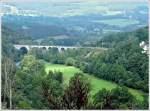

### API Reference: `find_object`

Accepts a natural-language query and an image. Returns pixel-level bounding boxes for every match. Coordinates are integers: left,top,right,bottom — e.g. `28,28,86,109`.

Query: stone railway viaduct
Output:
14,44,107,52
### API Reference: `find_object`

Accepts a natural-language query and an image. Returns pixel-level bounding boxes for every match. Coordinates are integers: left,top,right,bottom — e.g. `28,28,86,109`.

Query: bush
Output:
65,58,75,66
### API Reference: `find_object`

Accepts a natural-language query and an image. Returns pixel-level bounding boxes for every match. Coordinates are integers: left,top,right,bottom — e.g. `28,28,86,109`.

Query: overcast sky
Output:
2,0,148,3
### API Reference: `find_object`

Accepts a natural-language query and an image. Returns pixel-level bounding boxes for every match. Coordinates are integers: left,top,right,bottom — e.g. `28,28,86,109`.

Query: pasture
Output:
45,63,144,101
93,19,139,27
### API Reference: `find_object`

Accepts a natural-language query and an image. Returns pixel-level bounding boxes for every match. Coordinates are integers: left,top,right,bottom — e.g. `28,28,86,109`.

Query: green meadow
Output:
45,63,145,101
93,19,139,27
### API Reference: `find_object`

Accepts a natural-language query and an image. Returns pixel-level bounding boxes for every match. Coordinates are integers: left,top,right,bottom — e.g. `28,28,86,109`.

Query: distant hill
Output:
2,2,148,45
2,7,148,39
2,25,33,45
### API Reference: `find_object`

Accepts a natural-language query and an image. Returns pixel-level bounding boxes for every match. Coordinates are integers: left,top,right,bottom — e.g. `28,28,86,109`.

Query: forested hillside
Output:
89,26,148,48
82,27,148,91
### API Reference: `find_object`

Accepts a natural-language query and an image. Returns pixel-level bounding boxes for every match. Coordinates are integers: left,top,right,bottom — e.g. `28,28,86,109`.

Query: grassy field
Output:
45,63,144,101
93,19,139,27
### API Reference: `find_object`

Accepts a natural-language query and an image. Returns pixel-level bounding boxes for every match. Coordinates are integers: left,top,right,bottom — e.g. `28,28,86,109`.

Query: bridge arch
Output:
61,47,65,51
20,47,28,54
48,47,52,50
42,47,47,50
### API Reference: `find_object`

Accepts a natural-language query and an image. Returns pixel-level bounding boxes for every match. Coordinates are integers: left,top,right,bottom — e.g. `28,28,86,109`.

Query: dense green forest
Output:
83,39,148,92
1,26,149,109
